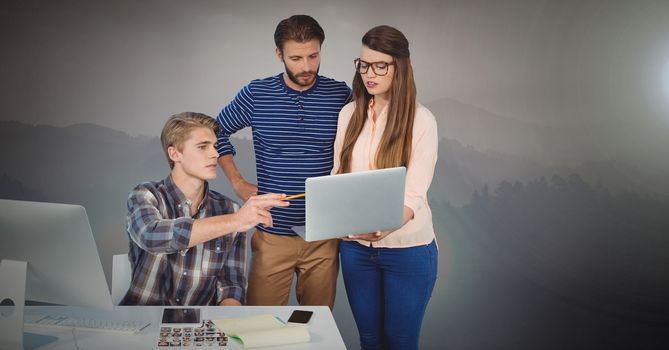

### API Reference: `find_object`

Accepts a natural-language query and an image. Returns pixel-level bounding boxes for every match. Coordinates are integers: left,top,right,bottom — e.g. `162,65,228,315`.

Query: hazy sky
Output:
1,0,668,142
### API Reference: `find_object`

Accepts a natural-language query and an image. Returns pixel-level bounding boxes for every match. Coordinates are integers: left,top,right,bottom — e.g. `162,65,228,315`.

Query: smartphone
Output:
287,310,314,324
161,308,201,324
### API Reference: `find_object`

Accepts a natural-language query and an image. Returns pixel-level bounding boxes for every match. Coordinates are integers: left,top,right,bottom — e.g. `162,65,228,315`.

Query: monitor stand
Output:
0,259,27,350
0,259,58,350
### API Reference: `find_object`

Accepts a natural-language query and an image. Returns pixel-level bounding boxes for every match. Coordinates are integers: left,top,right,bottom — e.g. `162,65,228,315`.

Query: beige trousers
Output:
246,230,339,309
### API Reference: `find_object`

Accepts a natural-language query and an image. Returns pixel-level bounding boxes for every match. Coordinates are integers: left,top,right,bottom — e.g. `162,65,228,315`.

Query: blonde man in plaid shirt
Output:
121,112,288,306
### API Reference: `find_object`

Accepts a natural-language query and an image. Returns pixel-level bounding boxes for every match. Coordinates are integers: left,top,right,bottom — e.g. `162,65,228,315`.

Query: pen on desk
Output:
282,193,305,201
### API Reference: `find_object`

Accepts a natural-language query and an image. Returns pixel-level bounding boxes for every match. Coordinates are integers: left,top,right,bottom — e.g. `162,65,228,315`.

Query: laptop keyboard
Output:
26,315,150,334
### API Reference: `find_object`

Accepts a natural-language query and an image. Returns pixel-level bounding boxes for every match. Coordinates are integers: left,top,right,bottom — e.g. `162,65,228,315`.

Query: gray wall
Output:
1,0,668,349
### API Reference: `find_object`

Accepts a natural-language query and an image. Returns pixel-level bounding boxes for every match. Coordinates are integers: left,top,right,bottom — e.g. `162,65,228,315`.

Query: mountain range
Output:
1,118,666,277
424,97,669,181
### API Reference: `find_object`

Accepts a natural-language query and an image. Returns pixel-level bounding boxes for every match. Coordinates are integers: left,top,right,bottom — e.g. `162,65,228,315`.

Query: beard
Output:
284,63,319,87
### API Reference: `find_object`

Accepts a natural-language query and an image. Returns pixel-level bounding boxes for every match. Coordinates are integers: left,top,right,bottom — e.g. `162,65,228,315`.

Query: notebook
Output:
213,314,309,348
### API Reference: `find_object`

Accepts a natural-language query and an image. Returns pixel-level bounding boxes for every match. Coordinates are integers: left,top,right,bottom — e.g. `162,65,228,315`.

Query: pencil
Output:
282,193,305,201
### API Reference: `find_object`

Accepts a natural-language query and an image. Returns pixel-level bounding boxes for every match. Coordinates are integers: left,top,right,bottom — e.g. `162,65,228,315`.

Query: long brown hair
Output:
337,25,416,174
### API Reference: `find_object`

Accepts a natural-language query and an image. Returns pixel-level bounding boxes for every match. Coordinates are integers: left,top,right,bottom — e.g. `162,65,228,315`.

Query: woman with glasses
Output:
332,25,439,350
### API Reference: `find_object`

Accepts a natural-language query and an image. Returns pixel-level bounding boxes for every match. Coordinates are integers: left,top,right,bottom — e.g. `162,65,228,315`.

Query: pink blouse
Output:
332,101,439,248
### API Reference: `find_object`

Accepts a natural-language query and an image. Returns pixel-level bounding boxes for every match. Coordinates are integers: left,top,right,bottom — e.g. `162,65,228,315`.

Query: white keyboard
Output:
26,315,150,334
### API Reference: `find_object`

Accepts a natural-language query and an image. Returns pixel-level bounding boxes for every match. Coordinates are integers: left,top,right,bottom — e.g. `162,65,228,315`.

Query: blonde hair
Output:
160,112,220,169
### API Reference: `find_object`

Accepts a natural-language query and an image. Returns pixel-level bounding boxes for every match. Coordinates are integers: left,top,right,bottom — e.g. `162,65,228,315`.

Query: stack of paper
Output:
212,314,310,348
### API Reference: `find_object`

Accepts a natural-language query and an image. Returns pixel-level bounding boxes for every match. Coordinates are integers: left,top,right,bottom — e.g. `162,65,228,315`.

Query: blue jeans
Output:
340,239,438,350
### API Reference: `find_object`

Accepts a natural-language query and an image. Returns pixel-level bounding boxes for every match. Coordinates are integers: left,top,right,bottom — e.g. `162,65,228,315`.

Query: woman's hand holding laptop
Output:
344,230,391,242
344,205,414,241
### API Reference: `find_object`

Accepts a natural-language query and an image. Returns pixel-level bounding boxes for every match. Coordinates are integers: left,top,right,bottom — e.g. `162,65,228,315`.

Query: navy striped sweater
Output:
216,73,352,235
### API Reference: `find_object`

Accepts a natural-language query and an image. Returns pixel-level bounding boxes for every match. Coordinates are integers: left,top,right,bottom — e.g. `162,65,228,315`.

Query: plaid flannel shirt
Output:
121,175,246,305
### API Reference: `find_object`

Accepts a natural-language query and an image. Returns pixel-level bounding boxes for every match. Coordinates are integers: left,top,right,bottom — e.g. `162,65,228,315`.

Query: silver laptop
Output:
301,167,406,242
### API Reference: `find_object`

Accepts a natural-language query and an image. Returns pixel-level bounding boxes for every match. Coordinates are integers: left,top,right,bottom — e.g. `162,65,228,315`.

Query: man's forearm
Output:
218,154,258,202
188,213,242,247
187,193,287,248
218,154,244,184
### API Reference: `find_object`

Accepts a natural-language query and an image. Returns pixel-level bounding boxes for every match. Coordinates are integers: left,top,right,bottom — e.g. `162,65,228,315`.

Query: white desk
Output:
22,305,346,350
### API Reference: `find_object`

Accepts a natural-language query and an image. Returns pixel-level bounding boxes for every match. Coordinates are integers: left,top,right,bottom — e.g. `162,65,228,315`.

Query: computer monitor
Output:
0,199,113,348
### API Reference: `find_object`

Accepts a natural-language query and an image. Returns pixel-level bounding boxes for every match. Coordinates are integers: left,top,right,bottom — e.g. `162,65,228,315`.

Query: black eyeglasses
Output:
354,58,395,76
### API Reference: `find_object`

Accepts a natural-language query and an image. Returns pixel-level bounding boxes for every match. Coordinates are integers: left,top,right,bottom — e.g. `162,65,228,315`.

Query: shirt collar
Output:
368,97,389,123
278,73,320,95
164,174,210,217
